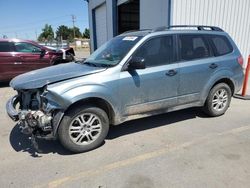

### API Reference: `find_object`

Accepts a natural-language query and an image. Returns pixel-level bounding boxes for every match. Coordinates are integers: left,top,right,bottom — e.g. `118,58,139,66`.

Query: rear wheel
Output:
203,83,232,117
58,106,109,153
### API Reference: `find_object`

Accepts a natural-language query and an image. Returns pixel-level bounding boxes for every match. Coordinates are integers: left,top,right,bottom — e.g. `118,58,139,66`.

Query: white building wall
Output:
172,0,250,67
95,3,108,47
88,0,115,51
140,0,170,29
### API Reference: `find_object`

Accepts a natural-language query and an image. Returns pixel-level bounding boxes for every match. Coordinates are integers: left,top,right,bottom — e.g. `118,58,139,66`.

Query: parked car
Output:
0,39,75,81
6,25,244,153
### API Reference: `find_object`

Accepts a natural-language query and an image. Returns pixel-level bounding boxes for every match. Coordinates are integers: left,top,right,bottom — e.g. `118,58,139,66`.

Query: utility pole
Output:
35,30,38,41
71,14,76,49
71,15,76,39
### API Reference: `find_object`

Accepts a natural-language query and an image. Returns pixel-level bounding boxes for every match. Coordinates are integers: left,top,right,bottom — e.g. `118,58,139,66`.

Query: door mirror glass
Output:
128,57,146,70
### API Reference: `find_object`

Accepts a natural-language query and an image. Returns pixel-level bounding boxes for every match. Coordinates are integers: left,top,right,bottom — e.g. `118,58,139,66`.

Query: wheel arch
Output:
64,97,116,125
201,75,236,104
211,78,235,95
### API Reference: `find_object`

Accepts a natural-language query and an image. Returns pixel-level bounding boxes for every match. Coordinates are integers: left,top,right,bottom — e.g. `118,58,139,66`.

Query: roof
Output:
120,30,152,37
0,38,44,48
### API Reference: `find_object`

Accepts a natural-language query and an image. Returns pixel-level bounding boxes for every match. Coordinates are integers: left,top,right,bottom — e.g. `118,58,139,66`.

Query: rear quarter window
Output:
209,35,233,56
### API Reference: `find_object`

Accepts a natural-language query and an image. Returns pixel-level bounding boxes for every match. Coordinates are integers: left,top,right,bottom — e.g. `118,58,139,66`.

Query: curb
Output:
233,94,250,100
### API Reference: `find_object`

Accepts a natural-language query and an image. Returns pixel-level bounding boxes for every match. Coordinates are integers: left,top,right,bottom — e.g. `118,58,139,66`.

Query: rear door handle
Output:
14,62,23,65
209,63,218,69
166,69,177,76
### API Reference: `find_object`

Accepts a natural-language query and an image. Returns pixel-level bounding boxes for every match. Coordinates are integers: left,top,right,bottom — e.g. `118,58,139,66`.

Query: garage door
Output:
95,3,108,48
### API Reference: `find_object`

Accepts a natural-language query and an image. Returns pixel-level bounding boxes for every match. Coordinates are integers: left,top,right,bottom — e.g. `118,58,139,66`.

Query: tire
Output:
52,59,61,65
203,83,232,117
67,53,75,61
58,105,109,153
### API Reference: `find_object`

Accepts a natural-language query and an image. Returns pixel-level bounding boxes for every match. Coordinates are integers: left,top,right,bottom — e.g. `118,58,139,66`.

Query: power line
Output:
0,15,71,30
1,19,71,33
1,18,89,33
1,19,89,39
1,20,74,34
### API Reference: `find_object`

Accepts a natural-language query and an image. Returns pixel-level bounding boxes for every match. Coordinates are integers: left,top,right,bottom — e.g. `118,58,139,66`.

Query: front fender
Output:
62,84,118,108
46,84,122,132
47,84,119,110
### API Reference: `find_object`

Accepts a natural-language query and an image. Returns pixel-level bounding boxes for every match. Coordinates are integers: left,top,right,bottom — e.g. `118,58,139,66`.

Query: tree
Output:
83,28,90,39
38,24,54,42
56,26,82,42
56,25,70,41
71,27,82,38
68,27,82,41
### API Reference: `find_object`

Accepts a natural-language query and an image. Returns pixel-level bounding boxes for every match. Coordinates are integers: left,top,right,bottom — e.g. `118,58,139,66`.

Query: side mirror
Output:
128,57,146,70
40,49,46,57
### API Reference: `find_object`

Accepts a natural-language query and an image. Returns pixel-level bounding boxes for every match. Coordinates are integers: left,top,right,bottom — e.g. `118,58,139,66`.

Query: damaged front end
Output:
6,87,64,149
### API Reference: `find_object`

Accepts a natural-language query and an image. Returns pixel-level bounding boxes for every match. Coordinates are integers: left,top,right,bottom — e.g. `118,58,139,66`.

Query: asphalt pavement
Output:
0,57,250,187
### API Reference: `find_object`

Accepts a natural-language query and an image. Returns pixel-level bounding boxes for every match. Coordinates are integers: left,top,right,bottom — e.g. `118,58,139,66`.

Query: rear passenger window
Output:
0,42,13,52
209,35,233,56
178,35,210,61
133,36,175,67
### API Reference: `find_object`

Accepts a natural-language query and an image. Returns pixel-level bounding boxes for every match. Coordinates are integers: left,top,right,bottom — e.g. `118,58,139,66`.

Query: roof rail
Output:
122,29,151,34
153,25,224,32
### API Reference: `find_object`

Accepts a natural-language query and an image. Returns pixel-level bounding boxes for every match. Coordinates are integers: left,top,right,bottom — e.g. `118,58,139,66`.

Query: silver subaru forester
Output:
6,25,244,153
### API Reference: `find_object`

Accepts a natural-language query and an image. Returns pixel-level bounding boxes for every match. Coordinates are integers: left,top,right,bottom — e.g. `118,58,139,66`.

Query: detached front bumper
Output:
6,95,19,121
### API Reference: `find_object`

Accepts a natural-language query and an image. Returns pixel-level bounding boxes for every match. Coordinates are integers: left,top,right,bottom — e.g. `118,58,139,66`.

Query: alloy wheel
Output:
212,89,228,111
69,113,102,145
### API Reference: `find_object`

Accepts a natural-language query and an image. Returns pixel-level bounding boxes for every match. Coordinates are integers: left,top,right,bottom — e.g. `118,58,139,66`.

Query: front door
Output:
13,42,50,73
119,35,179,116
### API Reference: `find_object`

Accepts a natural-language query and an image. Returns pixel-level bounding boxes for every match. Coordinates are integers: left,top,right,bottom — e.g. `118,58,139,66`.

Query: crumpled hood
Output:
10,62,106,90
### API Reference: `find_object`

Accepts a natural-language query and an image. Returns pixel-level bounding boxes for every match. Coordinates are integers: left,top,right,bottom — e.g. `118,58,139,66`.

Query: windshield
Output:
85,35,142,67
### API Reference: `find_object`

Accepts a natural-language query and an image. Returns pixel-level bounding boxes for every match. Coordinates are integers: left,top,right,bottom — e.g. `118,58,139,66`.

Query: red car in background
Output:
0,39,75,81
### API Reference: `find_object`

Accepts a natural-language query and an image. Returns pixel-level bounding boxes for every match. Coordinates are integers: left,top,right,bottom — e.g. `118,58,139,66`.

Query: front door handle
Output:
14,62,23,65
209,63,218,69
166,69,177,76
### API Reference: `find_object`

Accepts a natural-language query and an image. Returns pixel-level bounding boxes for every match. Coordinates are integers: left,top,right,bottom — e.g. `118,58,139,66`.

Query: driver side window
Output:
133,35,175,67
14,42,41,53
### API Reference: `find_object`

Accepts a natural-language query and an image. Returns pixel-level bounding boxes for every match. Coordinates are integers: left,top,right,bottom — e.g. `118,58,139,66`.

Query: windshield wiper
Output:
75,60,85,64
83,62,98,67
98,64,114,67
84,61,114,68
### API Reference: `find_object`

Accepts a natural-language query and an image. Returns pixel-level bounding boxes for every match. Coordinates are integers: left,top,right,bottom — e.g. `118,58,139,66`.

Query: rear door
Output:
177,34,216,104
0,41,18,81
13,42,50,73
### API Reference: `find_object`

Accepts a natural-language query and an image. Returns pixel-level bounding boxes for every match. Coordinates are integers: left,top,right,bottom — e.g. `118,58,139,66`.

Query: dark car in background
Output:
0,39,75,81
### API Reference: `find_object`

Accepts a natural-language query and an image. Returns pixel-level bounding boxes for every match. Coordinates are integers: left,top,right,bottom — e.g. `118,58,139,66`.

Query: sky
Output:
0,0,89,40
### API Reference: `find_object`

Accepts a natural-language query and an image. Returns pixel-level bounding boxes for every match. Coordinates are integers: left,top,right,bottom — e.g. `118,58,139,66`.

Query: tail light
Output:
237,56,244,67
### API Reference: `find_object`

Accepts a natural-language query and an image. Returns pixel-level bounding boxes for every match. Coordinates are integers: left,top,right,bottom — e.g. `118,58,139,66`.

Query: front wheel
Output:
58,106,109,153
203,83,232,117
